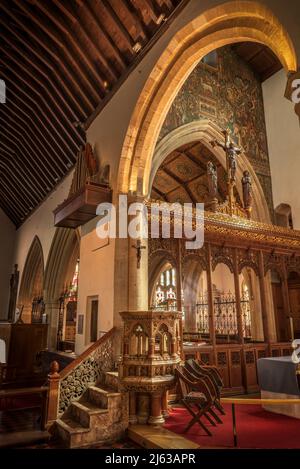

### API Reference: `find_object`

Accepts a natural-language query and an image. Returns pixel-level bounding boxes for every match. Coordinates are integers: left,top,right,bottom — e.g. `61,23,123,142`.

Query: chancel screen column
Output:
207,244,216,362
233,249,244,344
258,250,271,343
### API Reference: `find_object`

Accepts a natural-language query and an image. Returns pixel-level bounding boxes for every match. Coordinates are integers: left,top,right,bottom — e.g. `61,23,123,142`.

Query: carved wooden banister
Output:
48,328,116,419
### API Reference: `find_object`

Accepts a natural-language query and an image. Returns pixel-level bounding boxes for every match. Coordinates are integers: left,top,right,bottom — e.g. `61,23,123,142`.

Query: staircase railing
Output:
47,327,116,424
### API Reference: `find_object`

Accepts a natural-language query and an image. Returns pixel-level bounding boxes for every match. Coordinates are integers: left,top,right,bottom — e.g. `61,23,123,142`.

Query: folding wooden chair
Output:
186,359,225,415
175,366,213,436
182,365,223,425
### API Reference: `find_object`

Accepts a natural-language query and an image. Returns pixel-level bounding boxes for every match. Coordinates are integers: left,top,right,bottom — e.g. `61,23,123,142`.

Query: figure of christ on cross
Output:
210,129,242,184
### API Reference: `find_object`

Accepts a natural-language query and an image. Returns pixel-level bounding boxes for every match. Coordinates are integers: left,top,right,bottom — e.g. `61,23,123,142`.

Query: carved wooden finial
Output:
49,360,60,377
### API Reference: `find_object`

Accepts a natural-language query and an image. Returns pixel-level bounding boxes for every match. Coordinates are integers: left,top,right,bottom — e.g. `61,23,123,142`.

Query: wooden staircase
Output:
56,373,128,448
46,328,129,448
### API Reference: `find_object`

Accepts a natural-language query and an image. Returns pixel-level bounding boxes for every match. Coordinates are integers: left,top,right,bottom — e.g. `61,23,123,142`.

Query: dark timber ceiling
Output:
232,42,282,82
151,141,241,206
0,0,185,226
0,1,282,227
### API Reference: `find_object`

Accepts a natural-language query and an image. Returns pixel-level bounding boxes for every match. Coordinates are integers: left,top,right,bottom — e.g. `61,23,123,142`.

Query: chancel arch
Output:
117,1,297,197
17,236,44,324
44,227,80,350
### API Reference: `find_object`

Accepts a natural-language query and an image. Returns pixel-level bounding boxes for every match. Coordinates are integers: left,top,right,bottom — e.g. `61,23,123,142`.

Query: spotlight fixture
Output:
132,42,142,53
156,13,166,25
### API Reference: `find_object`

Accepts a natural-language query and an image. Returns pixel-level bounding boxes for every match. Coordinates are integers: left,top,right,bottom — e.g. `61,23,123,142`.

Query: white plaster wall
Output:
75,217,115,354
13,172,73,278
0,208,16,319
263,69,300,229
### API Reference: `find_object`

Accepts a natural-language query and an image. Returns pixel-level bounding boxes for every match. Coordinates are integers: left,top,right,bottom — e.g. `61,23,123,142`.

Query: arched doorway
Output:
44,228,80,350
18,236,44,324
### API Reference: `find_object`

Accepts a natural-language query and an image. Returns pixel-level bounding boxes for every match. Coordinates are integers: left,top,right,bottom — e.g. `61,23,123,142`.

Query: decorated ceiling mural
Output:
158,46,274,219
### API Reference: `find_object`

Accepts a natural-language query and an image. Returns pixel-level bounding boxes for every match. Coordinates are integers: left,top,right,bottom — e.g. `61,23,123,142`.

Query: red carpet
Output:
164,404,300,448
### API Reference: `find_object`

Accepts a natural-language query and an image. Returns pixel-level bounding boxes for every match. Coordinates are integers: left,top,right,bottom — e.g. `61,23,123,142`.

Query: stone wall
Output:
159,46,274,219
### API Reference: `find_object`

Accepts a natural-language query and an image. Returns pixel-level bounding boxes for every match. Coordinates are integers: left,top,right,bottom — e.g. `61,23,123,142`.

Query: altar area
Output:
258,356,300,418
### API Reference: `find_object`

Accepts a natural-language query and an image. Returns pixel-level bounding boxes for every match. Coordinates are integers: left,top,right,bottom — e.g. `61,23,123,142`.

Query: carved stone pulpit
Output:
119,310,182,425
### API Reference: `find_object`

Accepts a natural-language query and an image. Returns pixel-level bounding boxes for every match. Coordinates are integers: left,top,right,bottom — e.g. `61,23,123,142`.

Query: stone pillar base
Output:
148,414,165,425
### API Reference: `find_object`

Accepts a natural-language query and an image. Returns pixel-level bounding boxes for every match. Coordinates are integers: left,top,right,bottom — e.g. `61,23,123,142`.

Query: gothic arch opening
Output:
117,1,297,196
18,236,44,324
150,123,270,222
44,228,80,350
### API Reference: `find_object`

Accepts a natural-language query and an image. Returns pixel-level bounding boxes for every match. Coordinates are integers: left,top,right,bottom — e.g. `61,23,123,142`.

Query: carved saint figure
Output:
211,130,242,183
207,161,218,199
7,264,19,322
241,170,253,209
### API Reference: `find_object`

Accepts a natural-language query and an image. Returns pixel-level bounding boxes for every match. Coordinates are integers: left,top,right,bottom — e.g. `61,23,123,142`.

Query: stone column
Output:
258,250,271,343
206,243,216,362
233,249,244,344
46,300,60,350
176,239,183,311
128,196,149,311
137,393,150,424
129,391,138,425
148,392,164,425
161,390,169,418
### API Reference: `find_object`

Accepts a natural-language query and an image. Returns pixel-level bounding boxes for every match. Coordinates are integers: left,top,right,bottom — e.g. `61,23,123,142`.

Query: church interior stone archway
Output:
117,1,297,197
17,236,44,324
44,228,80,350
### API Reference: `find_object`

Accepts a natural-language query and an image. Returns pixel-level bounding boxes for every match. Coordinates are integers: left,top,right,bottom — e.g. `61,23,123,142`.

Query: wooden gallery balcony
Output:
53,182,112,229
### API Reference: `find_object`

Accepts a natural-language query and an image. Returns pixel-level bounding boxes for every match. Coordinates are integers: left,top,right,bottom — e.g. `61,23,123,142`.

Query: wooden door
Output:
90,299,98,342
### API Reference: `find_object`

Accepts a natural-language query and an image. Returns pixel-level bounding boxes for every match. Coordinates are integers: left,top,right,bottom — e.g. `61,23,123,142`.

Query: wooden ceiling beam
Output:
0,105,65,179
0,161,40,209
51,0,120,83
123,0,149,41
0,114,57,187
161,166,196,204
0,30,84,124
1,1,95,112
0,16,88,119
101,0,135,49
3,98,70,179
0,132,49,197
0,56,84,152
0,154,45,205
2,70,78,163
14,0,103,103
84,1,128,70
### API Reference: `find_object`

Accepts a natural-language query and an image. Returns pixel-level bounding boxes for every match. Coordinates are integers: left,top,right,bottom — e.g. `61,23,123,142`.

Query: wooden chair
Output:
186,359,225,415
175,366,213,435
182,365,223,424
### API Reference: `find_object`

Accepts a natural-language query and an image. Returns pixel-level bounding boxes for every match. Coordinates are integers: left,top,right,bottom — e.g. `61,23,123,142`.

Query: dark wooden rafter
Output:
0,0,186,226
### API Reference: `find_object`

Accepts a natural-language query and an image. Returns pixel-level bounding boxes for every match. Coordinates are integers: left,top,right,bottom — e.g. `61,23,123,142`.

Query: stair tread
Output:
58,417,90,433
74,399,108,413
89,384,120,396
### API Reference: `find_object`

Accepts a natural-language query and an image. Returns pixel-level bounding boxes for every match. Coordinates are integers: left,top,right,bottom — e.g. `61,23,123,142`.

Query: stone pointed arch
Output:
117,1,297,196
44,227,80,348
150,120,271,222
18,235,44,323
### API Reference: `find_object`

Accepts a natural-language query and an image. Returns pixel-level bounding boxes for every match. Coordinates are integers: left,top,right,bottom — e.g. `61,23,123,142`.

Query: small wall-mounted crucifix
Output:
132,239,146,269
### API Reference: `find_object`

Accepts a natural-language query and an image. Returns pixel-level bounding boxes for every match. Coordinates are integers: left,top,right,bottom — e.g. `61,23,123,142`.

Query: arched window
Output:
154,266,177,310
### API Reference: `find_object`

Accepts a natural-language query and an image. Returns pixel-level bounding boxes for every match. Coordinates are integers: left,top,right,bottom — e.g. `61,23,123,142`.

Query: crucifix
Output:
132,239,146,269
210,129,242,216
